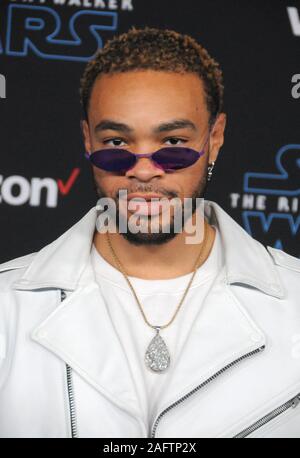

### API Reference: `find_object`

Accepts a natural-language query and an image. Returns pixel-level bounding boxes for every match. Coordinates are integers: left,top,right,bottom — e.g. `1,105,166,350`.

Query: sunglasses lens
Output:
89,149,135,172
153,148,200,170
88,147,203,172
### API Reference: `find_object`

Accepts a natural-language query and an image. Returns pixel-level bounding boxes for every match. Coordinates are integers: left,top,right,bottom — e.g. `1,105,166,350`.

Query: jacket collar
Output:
10,200,285,298
204,202,285,299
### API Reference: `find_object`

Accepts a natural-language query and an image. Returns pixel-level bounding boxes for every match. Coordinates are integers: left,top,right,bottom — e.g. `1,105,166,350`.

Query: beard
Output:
93,169,209,246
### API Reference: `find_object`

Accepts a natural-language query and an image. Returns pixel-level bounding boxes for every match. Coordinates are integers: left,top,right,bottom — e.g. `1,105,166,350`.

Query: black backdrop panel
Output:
0,0,299,262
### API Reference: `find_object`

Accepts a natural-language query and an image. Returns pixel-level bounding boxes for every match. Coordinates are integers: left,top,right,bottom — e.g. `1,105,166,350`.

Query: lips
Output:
119,193,170,216
126,193,165,201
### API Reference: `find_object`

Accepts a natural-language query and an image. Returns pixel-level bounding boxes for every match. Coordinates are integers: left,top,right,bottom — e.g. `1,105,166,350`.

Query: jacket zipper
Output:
66,363,78,438
150,345,265,438
61,290,78,438
234,393,300,438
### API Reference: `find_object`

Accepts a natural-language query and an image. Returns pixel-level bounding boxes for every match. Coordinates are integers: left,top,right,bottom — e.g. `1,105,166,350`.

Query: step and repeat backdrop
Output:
0,0,299,262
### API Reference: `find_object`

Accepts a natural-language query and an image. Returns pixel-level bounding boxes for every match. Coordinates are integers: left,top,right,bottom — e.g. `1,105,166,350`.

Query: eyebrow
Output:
153,119,197,133
94,118,197,134
95,120,133,134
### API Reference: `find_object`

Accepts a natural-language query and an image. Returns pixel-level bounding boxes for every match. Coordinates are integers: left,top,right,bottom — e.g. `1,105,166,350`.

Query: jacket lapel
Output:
149,268,266,425
31,279,144,426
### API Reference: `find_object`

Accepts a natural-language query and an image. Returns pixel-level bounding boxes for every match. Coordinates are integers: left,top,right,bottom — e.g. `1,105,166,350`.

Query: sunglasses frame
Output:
85,131,211,173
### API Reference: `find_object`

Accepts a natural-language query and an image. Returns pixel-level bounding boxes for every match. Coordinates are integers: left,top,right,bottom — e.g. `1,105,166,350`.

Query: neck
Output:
93,216,216,280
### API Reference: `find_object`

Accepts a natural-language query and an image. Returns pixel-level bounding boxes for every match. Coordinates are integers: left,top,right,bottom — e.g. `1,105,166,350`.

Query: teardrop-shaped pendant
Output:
145,327,170,373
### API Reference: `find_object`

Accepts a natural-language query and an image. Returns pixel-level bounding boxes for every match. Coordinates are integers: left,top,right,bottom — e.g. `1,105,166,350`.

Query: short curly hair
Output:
80,26,224,125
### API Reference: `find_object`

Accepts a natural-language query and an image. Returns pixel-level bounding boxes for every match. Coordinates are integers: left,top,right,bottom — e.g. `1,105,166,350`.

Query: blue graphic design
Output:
5,5,118,62
25,18,44,31
242,144,300,255
0,9,3,54
244,144,300,196
243,212,300,236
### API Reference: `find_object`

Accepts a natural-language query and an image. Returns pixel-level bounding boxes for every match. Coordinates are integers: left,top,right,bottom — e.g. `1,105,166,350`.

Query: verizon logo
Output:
0,168,80,207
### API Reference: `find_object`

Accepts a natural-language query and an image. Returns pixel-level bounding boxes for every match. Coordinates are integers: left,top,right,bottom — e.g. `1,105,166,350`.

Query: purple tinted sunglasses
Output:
85,134,210,173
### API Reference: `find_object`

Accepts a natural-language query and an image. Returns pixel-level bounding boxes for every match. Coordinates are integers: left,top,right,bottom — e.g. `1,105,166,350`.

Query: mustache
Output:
115,186,178,199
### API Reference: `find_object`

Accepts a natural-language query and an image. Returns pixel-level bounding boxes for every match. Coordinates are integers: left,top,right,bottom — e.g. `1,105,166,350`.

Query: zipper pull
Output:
291,395,300,408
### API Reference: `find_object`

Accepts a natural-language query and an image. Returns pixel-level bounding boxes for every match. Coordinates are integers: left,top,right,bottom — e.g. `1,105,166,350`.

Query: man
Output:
0,27,300,439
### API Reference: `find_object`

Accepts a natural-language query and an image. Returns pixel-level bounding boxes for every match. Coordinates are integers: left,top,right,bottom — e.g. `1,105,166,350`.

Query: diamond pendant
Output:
145,327,170,373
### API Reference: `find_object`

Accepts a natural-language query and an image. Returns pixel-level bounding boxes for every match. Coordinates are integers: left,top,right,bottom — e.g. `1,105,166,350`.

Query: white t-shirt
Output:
90,225,224,432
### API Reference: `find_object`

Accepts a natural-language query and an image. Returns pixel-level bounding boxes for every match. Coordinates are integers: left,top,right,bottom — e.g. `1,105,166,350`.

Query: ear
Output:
208,112,227,163
81,119,92,154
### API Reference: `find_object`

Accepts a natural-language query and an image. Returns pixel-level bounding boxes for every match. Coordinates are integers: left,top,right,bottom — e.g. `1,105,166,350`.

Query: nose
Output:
125,155,165,181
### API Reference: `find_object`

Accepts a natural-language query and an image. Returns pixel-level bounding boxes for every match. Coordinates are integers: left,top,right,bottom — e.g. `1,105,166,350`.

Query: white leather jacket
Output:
0,200,300,438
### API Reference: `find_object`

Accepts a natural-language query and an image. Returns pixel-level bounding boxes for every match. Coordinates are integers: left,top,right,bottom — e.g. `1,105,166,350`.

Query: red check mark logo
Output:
57,168,80,196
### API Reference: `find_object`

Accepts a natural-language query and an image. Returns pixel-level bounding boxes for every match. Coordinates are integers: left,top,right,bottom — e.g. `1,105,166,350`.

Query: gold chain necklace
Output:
105,221,210,373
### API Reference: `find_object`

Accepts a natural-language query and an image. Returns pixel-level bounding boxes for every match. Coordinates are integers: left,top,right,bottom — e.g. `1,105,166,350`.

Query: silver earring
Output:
207,161,215,182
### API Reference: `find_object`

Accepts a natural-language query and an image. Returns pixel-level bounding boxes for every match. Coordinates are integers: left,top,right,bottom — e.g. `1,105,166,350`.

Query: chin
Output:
121,229,178,246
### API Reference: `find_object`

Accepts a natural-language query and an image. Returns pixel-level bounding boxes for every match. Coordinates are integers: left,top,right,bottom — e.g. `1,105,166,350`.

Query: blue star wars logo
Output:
0,4,118,61
230,144,300,256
